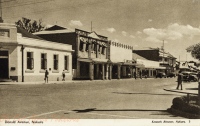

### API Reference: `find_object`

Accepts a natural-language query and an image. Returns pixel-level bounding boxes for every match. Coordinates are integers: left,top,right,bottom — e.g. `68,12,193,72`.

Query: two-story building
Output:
0,23,73,82
133,48,176,74
34,25,109,80
108,41,134,79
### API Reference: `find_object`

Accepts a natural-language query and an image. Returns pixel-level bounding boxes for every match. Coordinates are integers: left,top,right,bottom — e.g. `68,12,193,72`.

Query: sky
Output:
3,0,200,62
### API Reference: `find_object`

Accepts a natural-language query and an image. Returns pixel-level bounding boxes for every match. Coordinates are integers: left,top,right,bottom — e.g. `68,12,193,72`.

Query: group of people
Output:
44,69,66,83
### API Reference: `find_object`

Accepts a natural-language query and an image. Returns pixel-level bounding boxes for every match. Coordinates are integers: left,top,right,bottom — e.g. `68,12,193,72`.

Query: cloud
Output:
69,20,83,27
148,19,152,22
112,38,119,42
122,31,127,36
136,31,142,34
130,35,135,39
142,23,200,43
106,28,116,33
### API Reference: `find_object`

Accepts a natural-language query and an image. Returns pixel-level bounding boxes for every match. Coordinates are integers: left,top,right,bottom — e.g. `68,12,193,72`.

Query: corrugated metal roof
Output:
17,27,44,40
132,53,147,60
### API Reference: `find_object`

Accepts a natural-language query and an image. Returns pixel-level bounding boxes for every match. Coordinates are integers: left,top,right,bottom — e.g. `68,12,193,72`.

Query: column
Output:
77,61,80,78
106,64,109,80
118,65,121,79
96,64,99,79
102,64,105,80
96,44,99,58
89,62,94,80
109,64,112,80
88,39,91,58
130,67,133,78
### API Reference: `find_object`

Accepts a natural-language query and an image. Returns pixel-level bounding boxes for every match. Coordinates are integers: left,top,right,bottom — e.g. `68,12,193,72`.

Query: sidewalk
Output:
0,79,115,85
164,81,198,95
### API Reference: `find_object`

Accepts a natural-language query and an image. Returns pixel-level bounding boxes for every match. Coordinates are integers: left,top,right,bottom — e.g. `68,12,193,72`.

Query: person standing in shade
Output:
44,69,49,83
176,71,183,90
62,70,65,81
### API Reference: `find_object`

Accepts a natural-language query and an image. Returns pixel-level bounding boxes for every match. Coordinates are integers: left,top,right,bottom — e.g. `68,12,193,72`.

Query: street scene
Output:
1,0,200,125
0,77,196,119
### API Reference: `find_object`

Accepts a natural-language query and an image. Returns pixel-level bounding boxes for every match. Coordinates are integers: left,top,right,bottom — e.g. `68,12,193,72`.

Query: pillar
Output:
88,39,91,58
77,61,80,78
130,67,133,78
106,64,109,80
89,62,94,80
109,64,112,80
102,64,105,80
96,44,99,58
118,65,121,79
96,64,99,79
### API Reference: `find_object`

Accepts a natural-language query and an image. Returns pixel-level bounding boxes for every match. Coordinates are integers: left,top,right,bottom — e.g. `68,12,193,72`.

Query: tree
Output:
15,17,45,33
186,44,200,105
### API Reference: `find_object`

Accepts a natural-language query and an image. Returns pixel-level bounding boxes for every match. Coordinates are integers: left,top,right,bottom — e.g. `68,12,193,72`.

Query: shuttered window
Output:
53,54,59,70
27,52,34,69
64,55,69,70
41,53,47,70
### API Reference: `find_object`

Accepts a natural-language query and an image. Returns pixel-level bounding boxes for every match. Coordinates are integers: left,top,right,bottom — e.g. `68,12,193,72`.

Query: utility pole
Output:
162,40,164,64
0,0,3,23
91,21,93,32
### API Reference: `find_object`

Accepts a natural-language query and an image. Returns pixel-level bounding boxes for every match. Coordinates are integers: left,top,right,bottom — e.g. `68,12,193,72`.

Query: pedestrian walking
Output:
62,70,65,81
44,69,49,83
176,71,183,90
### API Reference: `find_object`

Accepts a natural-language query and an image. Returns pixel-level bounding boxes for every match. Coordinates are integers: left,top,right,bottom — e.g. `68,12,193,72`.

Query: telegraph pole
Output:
0,0,3,23
162,40,164,64
91,21,93,32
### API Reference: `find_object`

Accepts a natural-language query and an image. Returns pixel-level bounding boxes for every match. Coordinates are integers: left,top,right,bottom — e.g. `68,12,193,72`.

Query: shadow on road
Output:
72,108,168,113
112,92,181,96
185,88,198,90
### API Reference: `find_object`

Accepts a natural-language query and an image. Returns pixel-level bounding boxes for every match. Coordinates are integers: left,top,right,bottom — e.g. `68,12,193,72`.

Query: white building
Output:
0,23,73,82
108,41,134,79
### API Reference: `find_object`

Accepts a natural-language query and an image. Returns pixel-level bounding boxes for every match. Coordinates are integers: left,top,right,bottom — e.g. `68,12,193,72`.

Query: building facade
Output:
108,41,134,79
0,23,73,82
34,26,109,80
133,48,176,75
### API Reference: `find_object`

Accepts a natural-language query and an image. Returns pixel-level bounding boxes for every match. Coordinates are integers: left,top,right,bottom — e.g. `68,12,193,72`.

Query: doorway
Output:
0,51,9,79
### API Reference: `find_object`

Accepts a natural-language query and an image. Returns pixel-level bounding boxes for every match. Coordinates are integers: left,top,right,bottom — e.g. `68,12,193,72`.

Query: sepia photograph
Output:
0,0,200,125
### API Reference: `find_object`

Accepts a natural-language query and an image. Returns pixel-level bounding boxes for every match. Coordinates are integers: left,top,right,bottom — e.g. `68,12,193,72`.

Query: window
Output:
41,53,47,70
98,45,101,53
27,52,34,69
93,43,97,53
79,42,84,51
64,55,69,70
53,54,59,70
85,43,89,51
102,47,106,55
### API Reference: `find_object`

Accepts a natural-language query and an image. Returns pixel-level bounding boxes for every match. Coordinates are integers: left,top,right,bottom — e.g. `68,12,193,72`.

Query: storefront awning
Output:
78,58,92,62
135,63,145,68
92,58,108,63
121,62,136,66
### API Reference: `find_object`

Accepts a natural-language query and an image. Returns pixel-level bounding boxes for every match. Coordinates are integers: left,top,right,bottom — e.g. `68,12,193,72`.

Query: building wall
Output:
37,33,77,69
110,43,132,62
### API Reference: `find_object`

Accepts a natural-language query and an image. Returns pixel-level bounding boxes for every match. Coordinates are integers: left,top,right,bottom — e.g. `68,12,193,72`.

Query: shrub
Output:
171,96,200,115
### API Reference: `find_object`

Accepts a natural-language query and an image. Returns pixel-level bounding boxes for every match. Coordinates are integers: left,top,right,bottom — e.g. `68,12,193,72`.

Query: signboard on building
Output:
0,29,9,37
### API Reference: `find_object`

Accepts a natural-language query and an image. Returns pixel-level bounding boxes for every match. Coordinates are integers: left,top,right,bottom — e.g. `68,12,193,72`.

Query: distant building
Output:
133,48,176,74
132,53,165,78
0,23,73,82
34,26,109,80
